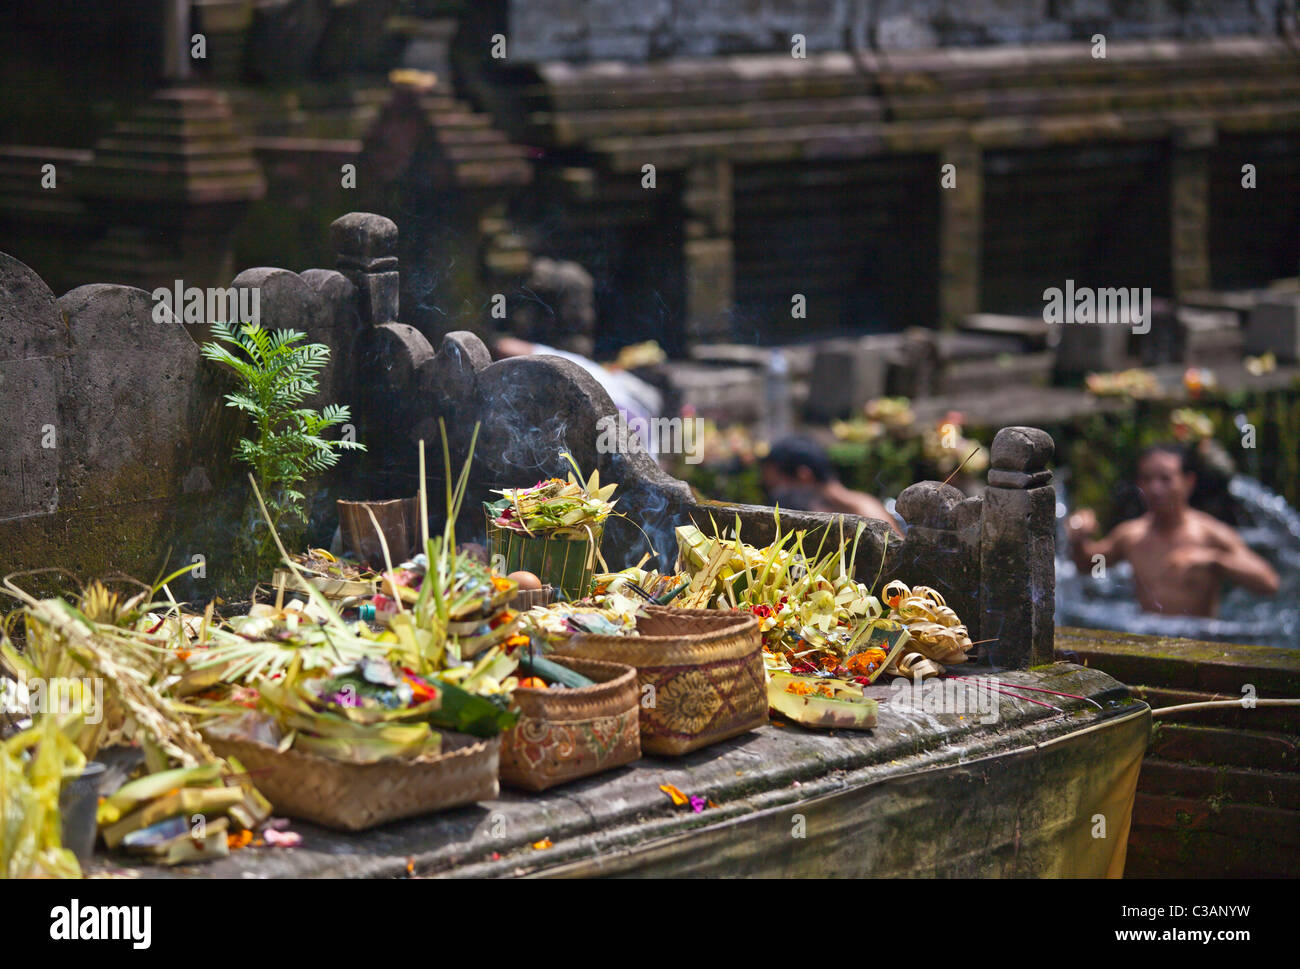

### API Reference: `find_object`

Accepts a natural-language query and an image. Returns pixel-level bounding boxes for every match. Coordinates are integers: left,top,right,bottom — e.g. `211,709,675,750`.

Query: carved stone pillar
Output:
683,159,734,345
1171,125,1214,298
939,140,982,330
979,426,1057,669
331,212,399,326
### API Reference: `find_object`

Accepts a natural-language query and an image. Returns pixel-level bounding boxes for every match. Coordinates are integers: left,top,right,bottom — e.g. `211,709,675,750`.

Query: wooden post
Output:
163,0,192,81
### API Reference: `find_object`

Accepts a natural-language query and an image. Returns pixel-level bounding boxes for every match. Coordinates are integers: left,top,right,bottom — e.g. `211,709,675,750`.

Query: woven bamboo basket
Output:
207,732,500,832
556,607,767,756
271,570,377,599
485,515,603,600
500,656,641,791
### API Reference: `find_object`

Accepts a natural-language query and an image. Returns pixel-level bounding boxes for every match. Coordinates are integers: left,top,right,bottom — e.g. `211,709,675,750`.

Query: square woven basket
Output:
207,731,500,832
500,656,641,791
556,607,767,756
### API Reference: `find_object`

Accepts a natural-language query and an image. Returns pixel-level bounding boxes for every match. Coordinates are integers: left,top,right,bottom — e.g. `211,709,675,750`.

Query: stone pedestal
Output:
804,338,890,422
70,88,265,292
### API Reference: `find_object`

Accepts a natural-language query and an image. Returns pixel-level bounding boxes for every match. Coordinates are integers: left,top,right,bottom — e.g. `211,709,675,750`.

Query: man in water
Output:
760,436,904,536
1067,444,1278,617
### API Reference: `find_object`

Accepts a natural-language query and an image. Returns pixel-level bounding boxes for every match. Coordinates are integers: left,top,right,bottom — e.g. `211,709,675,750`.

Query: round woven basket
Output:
510,656,637,721
556,607,767,756
207,731,500,832
501,656,641,791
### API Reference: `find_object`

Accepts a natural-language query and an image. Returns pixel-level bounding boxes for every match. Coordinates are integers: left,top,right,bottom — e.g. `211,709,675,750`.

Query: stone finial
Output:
991,426,1054,472
331,213,398,271
331,213,399,325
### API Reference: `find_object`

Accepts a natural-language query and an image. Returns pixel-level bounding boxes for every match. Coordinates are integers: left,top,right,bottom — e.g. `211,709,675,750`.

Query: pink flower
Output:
263,829,302,848
690,796,707,813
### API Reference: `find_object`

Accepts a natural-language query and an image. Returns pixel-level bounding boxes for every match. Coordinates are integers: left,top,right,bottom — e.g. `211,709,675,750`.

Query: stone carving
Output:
980,426,1057,669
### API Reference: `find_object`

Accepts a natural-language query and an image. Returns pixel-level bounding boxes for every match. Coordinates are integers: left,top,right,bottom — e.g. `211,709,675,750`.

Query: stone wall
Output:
505,0,1289,63
0,211,1056,666
0,252,362,601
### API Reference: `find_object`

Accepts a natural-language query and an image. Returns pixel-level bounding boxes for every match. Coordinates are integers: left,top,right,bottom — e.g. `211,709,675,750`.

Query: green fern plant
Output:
200,322,365,556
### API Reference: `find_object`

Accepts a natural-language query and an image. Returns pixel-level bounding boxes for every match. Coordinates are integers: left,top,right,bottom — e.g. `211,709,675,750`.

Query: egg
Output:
508,570,542,590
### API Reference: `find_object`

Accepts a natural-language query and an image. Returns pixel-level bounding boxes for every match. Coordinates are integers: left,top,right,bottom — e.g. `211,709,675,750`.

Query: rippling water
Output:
1054,475,1300,646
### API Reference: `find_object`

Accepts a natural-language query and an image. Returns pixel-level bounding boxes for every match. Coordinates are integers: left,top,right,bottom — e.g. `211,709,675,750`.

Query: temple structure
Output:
2,1,1297,353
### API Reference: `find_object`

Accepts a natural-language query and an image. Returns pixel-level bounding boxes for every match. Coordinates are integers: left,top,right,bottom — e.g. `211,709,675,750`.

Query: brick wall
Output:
1056,628,1300,878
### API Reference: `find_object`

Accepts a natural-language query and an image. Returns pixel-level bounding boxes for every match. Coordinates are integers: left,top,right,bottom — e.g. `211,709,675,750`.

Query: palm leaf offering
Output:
670,519,957,694
1,573,225,766
1,714,85,878
518,600,644,641
205,657,447,765
182,598,394,687
880,581,973,668
673,521,894,675
96,762,266,864
485,455,618,535
768,672,878,730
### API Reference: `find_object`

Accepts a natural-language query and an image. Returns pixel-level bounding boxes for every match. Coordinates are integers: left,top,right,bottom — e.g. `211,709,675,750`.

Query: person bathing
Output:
1067,444,1278,617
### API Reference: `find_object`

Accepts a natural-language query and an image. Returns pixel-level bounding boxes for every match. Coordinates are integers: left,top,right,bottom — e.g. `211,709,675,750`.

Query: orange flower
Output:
659,783,689,806
532,838,553,850
846,649,888,676
227,829,254,851
784,680,814,696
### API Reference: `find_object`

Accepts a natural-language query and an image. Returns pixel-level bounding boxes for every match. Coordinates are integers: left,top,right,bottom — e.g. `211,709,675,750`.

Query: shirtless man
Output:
1067,445,1279,617
760,436,905,537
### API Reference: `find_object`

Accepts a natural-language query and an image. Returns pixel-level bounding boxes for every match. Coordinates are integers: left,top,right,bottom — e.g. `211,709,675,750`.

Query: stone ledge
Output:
1056,626,1300,695
94,663,1137,879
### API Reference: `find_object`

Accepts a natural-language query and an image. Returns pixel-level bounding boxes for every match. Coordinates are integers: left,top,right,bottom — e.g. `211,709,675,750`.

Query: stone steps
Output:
1138,758,1300,810
1149,723,1298,772
1126,821,1299,877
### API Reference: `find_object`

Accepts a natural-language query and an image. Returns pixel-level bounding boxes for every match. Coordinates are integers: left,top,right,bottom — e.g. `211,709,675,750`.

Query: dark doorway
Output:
981,142,1173,314
1210,132,1300,289
731,155,940,344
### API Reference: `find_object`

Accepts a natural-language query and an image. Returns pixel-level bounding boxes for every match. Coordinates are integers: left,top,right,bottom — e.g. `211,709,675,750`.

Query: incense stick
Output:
948,674,1095,710
942,446,982,487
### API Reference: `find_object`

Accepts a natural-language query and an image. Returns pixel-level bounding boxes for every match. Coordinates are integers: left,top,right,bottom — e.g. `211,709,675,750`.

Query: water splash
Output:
1055,475,1300,647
